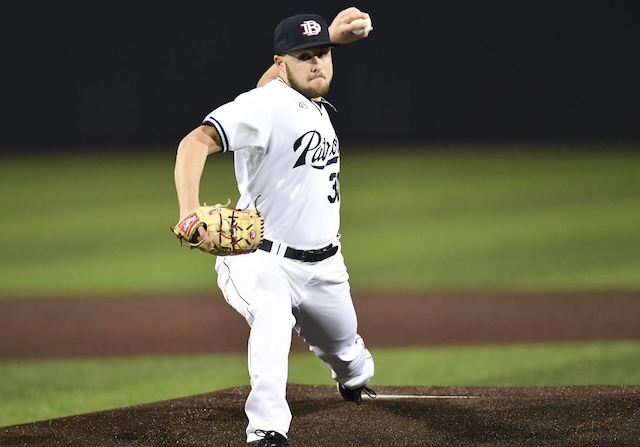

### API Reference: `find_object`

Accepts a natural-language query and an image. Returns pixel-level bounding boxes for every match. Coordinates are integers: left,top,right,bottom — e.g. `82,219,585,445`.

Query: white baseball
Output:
351,16,373,36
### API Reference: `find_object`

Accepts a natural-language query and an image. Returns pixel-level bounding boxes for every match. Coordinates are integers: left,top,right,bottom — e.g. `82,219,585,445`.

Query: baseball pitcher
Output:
174,8,375,446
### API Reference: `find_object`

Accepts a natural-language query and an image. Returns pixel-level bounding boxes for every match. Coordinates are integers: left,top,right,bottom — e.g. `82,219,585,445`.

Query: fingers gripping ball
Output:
173,204,264,256
351,16,373,36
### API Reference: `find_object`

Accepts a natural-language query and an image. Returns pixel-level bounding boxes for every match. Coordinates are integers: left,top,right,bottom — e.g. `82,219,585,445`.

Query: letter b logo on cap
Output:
300,20,321,36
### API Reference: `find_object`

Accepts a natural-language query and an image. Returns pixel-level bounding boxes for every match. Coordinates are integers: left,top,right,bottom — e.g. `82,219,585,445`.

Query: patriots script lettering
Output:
292,130,339,169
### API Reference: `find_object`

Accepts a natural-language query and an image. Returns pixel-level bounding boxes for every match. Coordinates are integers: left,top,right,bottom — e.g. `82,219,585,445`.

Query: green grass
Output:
0,152,233,297
2,341,639,427
1,147,639,297
341,148,640,291
2,148,638,430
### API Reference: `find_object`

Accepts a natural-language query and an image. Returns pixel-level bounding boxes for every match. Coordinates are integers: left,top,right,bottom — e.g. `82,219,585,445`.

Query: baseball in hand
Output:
351,16,373,36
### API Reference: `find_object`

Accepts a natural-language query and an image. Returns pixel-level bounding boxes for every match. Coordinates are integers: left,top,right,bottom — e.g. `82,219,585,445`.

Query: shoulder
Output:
229,82,281,113
236,79,282,101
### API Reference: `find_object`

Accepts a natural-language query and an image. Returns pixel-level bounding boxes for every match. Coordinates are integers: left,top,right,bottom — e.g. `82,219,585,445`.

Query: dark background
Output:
2,1,639,150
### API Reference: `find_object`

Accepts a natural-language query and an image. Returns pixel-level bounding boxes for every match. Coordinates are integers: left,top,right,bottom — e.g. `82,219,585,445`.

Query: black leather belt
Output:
259,239,338,263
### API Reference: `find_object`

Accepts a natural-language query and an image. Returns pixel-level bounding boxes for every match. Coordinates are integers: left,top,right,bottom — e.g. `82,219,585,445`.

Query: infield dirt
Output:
1,291,639,359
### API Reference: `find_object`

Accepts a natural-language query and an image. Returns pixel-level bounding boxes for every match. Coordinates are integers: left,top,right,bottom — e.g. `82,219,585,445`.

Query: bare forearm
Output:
174,126,221,219
175,140,208,218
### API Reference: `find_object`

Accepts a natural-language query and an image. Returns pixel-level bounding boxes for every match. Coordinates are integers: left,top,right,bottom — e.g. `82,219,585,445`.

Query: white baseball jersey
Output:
203,78,340,249
204,77,374,442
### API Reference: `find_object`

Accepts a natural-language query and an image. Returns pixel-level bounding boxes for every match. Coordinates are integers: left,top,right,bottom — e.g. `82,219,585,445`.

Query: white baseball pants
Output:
215,245,374,443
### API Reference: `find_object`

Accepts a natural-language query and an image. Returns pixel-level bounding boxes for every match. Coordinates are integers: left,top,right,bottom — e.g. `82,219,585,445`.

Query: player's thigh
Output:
216,252,291,324
296,278,358,353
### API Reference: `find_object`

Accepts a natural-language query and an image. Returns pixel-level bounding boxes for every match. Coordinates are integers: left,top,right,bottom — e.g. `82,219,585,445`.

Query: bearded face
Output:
278,46,333,98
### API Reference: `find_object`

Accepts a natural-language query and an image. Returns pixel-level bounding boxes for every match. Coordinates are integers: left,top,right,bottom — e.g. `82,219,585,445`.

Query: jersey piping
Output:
202,117,230,153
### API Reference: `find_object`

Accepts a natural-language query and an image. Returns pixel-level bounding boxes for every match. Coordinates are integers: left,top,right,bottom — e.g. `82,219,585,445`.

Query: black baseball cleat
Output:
252,430,289,447
337,383,377,405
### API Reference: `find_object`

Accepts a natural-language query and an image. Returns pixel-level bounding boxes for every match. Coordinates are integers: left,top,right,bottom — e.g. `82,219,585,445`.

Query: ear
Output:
274,55,288,81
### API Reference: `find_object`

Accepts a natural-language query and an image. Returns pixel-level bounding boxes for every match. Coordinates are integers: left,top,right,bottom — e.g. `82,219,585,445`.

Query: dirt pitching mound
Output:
2,385,639,447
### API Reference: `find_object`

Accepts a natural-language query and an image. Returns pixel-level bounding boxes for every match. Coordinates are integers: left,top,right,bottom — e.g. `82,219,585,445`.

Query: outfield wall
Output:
2,1,639,149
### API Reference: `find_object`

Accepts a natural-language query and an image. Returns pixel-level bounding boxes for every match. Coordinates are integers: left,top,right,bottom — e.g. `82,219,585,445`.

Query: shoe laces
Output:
356,385,377,404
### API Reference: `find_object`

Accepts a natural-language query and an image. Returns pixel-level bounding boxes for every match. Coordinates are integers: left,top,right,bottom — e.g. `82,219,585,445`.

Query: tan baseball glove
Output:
173,203,264,256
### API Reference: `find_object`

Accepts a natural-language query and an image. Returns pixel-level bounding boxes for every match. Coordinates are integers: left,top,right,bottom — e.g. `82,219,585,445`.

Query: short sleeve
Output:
202,90,273,153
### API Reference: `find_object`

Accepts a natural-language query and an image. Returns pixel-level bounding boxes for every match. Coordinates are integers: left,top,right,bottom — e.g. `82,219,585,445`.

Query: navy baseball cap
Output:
274,14,335,54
